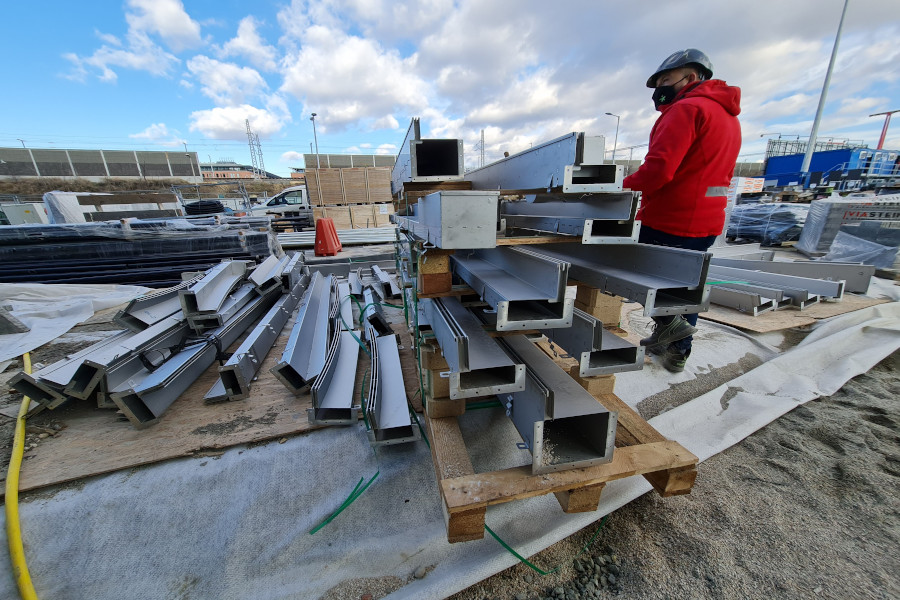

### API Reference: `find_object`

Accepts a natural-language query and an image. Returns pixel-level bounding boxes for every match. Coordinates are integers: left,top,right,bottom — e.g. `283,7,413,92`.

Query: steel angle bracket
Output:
114,274,202,331
531,243,711,317
541,309,645,377
308,328,361,425
179,259,251,315
215,277,309,402
499,335,618,475
112,290,278,429
270,272,333,394
366,333,420,445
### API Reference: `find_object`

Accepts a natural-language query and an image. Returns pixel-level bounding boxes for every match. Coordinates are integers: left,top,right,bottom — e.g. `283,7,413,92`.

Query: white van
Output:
251,186,310,215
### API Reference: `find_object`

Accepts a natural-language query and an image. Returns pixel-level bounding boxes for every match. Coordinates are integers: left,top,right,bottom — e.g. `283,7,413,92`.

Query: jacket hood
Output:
669,79,742,116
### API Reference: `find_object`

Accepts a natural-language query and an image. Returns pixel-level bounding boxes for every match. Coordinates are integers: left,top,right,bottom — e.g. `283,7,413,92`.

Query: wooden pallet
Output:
423,392,698,543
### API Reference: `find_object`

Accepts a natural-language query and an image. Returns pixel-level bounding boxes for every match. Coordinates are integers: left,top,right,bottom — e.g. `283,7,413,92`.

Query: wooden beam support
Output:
555,482,606,513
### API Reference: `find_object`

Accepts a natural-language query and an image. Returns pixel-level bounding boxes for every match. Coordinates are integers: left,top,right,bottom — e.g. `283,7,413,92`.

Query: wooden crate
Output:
341,168,369,204
313,206,352,230
424,391,698,542
350,204,376,229
373,203,394,227
313,168,344,206
366,168,393,204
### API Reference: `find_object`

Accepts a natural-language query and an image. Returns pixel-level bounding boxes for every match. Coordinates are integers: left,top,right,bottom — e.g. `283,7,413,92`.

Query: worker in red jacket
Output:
623,49,742,372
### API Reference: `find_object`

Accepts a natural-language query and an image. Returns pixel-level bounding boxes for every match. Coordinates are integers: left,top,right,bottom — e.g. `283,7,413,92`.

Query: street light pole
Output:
17,139,25,148
605,113,620,163
310,113,321,169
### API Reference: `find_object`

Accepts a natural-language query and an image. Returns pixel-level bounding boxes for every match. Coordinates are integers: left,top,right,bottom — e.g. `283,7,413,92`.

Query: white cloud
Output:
63,0,201,82
220,16,278,72
278,8,431,131
186,56,268,106
281,151,304,162
371,115,400,130
189,103,288,139
125,0,202,52
129,123,185,147
375,143,397,155
344,146,361,152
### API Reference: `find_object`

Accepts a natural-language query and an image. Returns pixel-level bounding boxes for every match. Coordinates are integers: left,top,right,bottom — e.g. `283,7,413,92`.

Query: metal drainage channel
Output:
365,322,419,446
421,296,525,400
179,260,251,315
206,274,310,403
501,191,640,244
498,335,618,475
541,308,645,377
451,246,575,331
113,274,202,331
709,257,874,294
111,288,280,429
270,272,333,394
395,190,500,250
529,242,712,317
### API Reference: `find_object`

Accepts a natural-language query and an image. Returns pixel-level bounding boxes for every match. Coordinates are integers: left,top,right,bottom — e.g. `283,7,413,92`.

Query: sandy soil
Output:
447,351,899,600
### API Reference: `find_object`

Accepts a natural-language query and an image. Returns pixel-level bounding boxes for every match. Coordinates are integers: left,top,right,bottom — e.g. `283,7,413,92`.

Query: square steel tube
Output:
530,243,711,317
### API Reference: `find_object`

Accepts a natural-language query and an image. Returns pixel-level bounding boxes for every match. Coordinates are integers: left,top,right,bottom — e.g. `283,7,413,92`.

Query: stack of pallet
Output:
306,166,395,229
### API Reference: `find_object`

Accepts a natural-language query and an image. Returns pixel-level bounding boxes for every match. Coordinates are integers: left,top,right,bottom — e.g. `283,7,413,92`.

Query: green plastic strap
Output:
466,399,502,411
309,470,380,535
484,514,610,576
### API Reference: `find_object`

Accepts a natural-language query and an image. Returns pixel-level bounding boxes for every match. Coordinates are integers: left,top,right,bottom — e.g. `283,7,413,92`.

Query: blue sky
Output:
1,0,899,177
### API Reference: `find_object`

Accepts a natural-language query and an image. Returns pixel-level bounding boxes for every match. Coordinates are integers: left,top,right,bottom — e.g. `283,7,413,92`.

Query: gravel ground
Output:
447,351,899,600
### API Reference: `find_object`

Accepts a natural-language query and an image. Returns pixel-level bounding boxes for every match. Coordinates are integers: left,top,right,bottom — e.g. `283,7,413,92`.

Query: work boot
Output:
640,315,697,348
662,346,690,373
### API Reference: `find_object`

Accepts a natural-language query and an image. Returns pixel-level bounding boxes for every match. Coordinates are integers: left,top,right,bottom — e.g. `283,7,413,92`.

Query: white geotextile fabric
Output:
0,300,897,599
0,284,149,362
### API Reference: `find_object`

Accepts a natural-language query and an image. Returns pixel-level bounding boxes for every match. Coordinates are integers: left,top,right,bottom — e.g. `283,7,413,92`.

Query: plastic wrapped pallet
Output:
726,202,809,246
796,195,900,255
819,230,900,268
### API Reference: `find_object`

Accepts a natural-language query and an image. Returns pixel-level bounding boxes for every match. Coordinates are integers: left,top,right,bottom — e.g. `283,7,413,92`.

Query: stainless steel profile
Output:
249,254,290,294
710,257,873,294
366,331,419,445
501,192,640,244
391,117,465,195
707,264,844,299
270,272,333,394
372,265,401,298
707,287,778,316
280,252,304,292
420,297,525,399
396,191,500,249
214,275,310,402
499,335,618,475
530,243,711,317
541,309,645,377
113,274,201,331
112,289,279,429
179,259,251,315
308,327,361,425
465,132,622,193
186,282,256,333
451,247,575,331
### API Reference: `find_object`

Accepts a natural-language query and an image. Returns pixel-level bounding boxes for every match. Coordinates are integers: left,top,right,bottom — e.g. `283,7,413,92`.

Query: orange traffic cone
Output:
314,217,342,256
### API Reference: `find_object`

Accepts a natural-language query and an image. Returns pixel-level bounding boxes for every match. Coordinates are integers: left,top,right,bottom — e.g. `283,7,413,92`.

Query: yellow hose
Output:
5,352,39,600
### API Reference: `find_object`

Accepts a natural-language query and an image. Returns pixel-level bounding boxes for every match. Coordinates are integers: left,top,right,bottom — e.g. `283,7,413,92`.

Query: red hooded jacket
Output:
623,79,742,237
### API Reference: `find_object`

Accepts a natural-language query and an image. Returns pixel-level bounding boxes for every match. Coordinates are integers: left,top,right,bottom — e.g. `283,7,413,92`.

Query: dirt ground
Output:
447,351,900,600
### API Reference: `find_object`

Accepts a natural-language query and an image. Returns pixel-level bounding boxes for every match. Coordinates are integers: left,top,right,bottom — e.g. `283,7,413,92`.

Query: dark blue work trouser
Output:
638,225,717,354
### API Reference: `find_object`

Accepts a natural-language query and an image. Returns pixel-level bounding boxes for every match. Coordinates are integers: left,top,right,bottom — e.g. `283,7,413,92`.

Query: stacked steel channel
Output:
0,218,273,287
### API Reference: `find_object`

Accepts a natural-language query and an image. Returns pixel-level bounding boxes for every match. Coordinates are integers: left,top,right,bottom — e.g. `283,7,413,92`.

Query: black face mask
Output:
652,75,689,110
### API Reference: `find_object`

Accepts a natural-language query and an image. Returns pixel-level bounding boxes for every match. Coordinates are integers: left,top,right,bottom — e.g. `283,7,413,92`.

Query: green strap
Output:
309,469,380,535
484,515,610,575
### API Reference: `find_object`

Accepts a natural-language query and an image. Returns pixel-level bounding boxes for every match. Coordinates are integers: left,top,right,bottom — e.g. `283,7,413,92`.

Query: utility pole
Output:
480,129,485,168
310,113,321,169
869,110,900,149
801,0,849,175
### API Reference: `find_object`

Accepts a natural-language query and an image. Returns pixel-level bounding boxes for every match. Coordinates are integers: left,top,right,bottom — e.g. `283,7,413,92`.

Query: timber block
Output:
567,366,616,395
418,271,452,295
417,250,453,274
573,285,624,327
420,342,449,371
554,482,606,513
425,368,450,398
425,395,466,419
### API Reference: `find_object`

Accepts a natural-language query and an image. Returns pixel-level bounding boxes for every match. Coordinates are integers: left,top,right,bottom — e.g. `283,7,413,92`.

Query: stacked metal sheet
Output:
0,219,274,287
